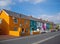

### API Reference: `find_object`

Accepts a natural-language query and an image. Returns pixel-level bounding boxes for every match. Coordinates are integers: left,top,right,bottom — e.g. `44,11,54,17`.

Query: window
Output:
14,27,18,31
13,17,18,24
0,18,2,24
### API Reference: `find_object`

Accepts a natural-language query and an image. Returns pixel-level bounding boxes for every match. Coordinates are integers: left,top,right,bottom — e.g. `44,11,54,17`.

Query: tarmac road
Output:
39,35,60,44
0,31,60,44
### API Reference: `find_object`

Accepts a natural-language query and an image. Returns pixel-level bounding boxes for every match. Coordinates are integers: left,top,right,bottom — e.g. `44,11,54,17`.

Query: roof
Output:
3,9,42,22
28,16,42,22
3,9,53,23
3,9,30,20
46,21,54,24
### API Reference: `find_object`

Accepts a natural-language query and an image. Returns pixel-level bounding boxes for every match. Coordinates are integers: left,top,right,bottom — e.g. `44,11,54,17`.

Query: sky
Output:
0,0,60,24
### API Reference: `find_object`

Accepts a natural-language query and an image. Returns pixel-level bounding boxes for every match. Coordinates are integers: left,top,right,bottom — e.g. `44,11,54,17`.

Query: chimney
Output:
28,15,32,18
39,18,42,20
30,16,32,17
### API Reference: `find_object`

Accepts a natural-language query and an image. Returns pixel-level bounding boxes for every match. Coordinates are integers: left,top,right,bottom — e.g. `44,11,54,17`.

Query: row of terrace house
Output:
0,9,31,36
0,9,56,37
46,21,54,32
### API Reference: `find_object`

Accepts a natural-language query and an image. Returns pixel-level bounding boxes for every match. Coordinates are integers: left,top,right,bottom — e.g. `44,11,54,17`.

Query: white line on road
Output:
0,32,60,43
0,34,42,42
32,34,60,44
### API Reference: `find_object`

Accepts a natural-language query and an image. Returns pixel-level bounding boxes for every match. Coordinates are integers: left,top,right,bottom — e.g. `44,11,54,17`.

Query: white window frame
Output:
12,17,18,24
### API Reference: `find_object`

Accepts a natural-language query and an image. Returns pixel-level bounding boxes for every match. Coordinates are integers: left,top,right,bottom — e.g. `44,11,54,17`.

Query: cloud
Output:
30,0,45,4
0,0,15,10
19,0,46,4
38,13,60,24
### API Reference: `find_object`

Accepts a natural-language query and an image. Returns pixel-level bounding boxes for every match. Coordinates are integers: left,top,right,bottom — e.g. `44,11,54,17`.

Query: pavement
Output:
0,35,18,41
0,31,60,44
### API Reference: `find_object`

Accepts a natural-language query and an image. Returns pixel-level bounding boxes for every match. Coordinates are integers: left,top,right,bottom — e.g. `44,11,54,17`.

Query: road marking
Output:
0,34,41,42
32,34,60,44
0,32,47,42
0,32,60,43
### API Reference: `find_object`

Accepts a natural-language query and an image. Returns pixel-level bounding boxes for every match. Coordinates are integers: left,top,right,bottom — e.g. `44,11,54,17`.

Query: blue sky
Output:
0,0,60,24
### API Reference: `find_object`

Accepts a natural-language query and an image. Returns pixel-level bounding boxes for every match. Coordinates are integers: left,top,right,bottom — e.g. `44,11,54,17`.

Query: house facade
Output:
36,19,43,32
0,9,56,36
30,20,37,32
42,20,47,31
29,16,37,35
46,22,50,30
0,10,9,35
0,9,30,36
46,21,54,32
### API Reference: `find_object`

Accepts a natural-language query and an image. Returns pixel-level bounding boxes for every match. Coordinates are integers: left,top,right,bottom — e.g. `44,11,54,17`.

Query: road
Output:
39,35,60,44
0,31,60,44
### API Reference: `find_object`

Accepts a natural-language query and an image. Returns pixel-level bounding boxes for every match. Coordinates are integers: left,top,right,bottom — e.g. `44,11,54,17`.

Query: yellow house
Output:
0,9,30,36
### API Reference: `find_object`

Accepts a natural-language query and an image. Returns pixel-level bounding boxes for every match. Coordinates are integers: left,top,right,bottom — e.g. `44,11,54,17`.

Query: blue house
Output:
29,16,37,34
30,20,37,32
46,22,50,30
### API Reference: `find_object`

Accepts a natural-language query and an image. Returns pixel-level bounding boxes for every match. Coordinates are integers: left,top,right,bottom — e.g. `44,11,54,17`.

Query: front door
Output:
21,28,25,36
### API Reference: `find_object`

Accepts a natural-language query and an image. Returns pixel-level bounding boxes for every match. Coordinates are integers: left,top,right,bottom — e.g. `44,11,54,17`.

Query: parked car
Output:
41,32,46,34
40,30,46,34
51,30,56,32
57,29,60,31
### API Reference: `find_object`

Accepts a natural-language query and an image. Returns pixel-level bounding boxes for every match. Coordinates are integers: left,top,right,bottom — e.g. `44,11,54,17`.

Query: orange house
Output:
0,9,30,36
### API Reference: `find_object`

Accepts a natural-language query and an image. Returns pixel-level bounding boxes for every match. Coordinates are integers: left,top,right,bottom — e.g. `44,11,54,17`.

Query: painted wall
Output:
42,23,46,31
37,22,42,30
30,20,37,32
37,22,40,27
9,16,30,36
0,10,9,35
46,23,50,30
50,23,54,30
50,24,53,29
0,9,56,36
0,10,30,36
